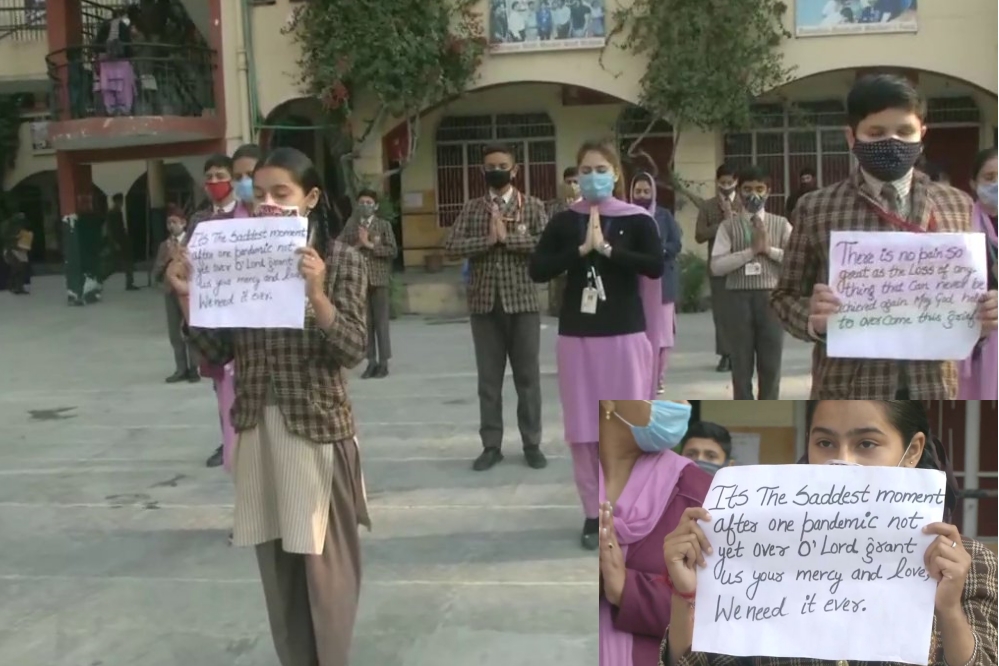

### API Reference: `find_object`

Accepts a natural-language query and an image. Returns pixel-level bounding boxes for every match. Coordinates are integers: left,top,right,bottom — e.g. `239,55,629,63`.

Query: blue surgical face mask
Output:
579,172,616,202
615,401,692,453
234,176,254,203
695,459,724,476
977,182,998,209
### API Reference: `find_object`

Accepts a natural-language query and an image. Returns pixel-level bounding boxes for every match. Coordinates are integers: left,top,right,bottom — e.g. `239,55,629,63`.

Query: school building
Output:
0,0,995,305
696,400,998,549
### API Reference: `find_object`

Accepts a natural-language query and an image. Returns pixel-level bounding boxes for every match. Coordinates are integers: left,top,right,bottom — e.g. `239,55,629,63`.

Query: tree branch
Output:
625,117,661,178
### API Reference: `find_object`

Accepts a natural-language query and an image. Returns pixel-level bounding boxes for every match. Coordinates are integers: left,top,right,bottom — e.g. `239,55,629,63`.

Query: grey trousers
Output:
709,275,729,356
366,286,391,363
255,442,364,666
164,293,198,373
725,289,784,400
470,305,542,450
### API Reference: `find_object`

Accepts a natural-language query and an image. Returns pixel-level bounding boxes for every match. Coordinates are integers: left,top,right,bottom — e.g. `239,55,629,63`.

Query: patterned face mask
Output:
853,138,923,182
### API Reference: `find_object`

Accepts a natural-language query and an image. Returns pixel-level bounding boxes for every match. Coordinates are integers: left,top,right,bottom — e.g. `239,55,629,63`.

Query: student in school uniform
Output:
444,143,548,472
770,74,998,399
710,165,792,400
340,188,399,379
154,205,199,382
695,164,739,373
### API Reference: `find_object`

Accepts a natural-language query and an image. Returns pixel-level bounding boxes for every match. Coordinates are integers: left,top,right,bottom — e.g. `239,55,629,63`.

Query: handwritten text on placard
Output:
828,231,987,360
188,216,308,329
691,465,945,664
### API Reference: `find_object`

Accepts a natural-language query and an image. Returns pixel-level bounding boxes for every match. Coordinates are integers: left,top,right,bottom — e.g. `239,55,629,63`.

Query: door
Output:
617,135,676,212
923,126,980,193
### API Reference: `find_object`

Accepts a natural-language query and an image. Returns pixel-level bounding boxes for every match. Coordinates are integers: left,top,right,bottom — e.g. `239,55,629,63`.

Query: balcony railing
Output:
45,42,217,121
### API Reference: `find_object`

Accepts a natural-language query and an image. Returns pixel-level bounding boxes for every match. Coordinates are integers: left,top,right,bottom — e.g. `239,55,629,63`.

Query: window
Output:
723,101,851,217
435,113,557,228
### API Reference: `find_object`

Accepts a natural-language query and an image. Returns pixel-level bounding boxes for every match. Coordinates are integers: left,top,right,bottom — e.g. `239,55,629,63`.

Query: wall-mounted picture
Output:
489,0,606,53
795,0,917,37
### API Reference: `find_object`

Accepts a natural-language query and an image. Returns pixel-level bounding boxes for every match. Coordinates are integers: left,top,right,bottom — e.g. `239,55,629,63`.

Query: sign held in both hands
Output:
187,216,309,329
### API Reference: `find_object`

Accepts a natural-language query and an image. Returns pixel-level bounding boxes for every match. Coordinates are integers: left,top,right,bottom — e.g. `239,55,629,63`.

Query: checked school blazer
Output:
187,240,368,443
769,169,974,399
340,215,398,287
659,536,998,666
444,190,546,315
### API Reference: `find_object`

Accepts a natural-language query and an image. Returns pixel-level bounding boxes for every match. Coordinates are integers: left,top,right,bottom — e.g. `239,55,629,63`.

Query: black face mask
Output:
484,169,512,190
852,138,923,182
633,196,653,209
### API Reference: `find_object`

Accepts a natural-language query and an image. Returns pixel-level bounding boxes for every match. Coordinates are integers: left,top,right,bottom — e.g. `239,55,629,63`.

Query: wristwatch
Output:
599,242,612,257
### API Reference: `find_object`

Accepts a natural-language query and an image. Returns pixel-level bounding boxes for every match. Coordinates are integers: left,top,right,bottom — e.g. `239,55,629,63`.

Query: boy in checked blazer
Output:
340,189,399,378
770,74,998,398
444,143,548,472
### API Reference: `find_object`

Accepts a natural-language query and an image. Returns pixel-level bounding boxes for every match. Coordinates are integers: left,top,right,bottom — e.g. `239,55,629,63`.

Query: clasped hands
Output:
578,206,607,256
487,205,509,244
750,220,769,256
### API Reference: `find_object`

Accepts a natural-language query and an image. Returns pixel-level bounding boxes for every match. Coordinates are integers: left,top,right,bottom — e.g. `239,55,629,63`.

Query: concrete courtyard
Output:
0,276,812,666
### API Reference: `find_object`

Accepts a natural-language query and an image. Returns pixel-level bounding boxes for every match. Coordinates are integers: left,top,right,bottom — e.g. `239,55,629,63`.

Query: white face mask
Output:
823,442,913,467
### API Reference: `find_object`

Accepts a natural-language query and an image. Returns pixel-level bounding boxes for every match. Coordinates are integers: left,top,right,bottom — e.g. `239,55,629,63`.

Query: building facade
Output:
247,0,998,268
0,0,995,279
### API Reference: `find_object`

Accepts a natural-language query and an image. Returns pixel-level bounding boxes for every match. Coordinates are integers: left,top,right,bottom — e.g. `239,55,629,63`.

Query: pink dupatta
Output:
958,203,998,398
569,195,664,398
598,449,694,666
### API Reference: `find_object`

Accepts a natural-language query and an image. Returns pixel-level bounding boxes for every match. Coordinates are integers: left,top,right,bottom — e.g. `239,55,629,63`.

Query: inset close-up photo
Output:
598,400,995,666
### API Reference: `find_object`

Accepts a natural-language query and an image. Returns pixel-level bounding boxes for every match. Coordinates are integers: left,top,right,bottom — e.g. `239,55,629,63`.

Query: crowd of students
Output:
128,70,999,666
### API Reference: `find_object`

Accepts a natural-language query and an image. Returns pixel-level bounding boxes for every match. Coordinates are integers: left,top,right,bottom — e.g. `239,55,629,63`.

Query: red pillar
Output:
56,151,93,219
46,0,83,122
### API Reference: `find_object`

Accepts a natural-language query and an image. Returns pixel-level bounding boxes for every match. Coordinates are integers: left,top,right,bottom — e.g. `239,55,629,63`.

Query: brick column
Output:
45,0,83,122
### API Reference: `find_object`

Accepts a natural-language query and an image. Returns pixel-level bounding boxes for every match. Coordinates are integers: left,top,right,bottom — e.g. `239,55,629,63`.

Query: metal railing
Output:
45,42,217,121
0,0,130,43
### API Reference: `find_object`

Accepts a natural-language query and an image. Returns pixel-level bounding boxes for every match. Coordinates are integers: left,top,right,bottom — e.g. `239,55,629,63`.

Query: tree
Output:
286,0,486,195
605,0,795,207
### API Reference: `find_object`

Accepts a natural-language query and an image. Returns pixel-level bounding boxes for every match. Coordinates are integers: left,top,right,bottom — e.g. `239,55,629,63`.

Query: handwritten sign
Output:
188,216,308,329
828,231,987,360
691,464,945,664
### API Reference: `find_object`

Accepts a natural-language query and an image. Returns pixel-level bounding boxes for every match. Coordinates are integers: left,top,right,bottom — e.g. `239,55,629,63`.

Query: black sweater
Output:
530,209,663,337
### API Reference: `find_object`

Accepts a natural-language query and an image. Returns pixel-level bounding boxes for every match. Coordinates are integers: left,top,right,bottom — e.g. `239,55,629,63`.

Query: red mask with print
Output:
204,181,233,203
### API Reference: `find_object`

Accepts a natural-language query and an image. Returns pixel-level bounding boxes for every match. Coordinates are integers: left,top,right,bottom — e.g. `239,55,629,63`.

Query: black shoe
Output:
186,369,201,383
581,518,599,550
361,362,377,379
373,362,389,378
523,446,547,469
205,445,224,468
657,380,665,395
716,355,731,372
125,284,140,291
472,448,503,471
12,288,27,295
165,371,187,383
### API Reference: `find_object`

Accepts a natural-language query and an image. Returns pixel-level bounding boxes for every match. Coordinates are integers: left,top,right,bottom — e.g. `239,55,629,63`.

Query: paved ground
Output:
0,276,813,666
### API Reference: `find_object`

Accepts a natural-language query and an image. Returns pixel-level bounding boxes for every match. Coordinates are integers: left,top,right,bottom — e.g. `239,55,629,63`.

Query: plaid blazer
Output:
769,170,974,399
443,190,545,314
187,240,368,443
340,216,397,287
661,536,998,666
696,196,739,263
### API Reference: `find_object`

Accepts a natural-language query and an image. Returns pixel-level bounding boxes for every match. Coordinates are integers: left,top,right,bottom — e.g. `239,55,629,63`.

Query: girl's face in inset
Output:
806,401,924,467
253,166,319,216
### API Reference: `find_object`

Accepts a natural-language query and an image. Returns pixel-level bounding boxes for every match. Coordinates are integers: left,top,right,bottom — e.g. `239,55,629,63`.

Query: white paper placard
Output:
188,216,308,329
692,464,945,664
827,231,987,360
729,432,760,465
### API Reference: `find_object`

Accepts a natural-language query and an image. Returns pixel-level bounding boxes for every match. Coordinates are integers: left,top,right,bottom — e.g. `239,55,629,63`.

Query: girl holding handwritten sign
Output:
167,147,370,666
657,400,996,666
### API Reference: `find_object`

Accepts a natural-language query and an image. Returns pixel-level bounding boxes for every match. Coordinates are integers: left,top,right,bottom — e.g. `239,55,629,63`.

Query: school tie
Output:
492,196,504,209
881,183,901,214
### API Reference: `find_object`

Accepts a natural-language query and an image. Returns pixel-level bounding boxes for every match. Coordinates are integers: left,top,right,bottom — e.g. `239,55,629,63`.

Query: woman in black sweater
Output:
529,137,663,550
